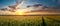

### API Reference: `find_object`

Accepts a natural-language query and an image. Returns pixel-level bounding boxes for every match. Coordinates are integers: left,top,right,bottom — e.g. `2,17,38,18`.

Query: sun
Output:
17,12,25,15
14,10,25,15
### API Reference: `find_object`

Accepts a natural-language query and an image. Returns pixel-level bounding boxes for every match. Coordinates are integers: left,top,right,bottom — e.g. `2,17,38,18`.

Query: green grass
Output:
0,15,60,26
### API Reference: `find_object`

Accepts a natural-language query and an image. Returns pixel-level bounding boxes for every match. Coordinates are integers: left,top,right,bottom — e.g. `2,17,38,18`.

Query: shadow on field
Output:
42,16,47,26
47,17,60,23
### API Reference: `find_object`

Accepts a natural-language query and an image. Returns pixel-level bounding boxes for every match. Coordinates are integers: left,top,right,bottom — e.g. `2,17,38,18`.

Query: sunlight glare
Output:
15,10,26,15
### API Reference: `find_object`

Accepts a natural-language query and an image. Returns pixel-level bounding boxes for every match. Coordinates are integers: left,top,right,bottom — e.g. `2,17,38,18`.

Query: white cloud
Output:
0,10,17,15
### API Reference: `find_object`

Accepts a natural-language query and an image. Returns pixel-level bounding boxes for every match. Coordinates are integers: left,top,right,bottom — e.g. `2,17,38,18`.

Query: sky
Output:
0,0,60,15
0,0,59,9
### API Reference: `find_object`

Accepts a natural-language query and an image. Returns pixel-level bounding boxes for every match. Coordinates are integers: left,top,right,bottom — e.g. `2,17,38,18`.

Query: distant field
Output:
0,15,60,26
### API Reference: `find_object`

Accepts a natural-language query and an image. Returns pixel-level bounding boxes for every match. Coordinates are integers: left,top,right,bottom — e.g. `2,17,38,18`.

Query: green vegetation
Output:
0,15,60,26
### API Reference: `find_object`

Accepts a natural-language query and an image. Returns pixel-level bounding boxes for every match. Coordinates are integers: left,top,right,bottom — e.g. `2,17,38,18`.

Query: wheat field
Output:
0,15,60,26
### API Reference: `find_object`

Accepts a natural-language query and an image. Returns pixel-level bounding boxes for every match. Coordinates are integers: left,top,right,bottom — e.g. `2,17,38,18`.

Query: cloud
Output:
26,4,46,11
0,10,15,15
26,3,60,13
